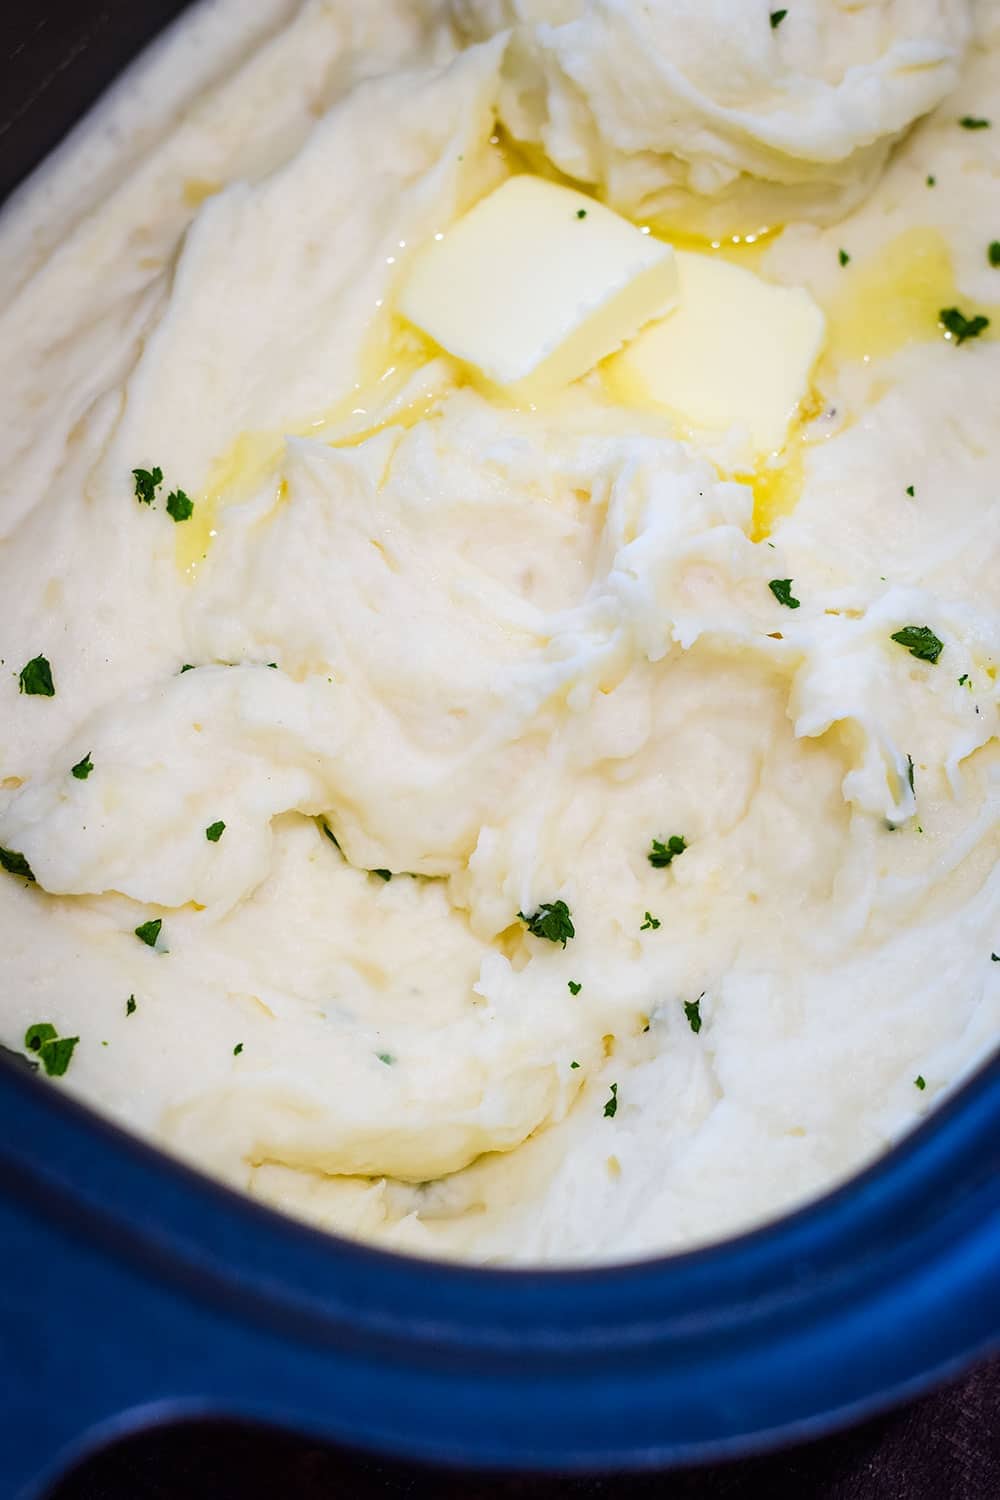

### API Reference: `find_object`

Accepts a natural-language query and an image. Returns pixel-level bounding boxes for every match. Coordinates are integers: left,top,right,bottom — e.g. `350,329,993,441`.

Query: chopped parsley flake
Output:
891,624,944,664
769,578,800,609
926,175,936,187
25,1022,79,1077
959,116,990,130
71,752,93,781
519,900,575,946
132,466,163,505
769,8,787,28
205,820,226,843
905,484,915,497
603,1082,619,1118
19,655,54,697
576,208,588,219
372,868,392,882
650,834,689,870
992,953,999,962
958,674,969,686
134,918,162,948
24,1022,56,1052
649,834,688,868
568,980,582,995
233,1042,244,1056
914,1074,926,1090
126,995,137,1016
907,754,916,796
939,306,989,344
683,997,703,1034
0,846,34,882
570,1060,580,1069
838,248,850,267
166,488,194,523
377,1051,394,1065
640,911,661,931
179,663,196,674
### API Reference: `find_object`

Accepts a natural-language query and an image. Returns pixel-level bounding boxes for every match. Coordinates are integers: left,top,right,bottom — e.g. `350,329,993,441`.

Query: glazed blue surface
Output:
1,1051,998,1499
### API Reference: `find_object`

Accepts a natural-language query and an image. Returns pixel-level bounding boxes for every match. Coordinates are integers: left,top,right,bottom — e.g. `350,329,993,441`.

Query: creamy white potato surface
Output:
0,0,998,1264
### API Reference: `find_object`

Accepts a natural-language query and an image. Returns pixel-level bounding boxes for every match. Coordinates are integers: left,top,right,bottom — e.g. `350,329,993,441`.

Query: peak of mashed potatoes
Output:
451,0,972,234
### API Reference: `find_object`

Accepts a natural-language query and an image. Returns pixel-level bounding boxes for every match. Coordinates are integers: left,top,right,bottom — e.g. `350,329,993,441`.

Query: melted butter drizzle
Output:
177,170,998,575
826,226,998,365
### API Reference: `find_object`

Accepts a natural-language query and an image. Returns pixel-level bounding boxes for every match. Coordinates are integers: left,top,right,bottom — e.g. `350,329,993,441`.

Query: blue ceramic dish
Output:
1,1046,997,1498
1,7,998,1495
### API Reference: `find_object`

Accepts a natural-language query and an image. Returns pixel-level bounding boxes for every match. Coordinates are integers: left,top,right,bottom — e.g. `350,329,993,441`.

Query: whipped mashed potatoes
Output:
0,0,998,1264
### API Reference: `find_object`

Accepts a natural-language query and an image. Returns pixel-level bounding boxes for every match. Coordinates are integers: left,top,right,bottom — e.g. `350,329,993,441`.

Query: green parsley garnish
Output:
989,242,1000,268
570,1060,580,1069
19,654,54,696
939,306,989,344
683,997,703,1034
958,674,969,686
992,953,999,962
891,625,943,664
25,1022,79,1078
640,911,661,931
166,488,194,523
0,846,34,882
179,663,196,674
519,900,575,946
603,1082,619,1118
926,175,936,187
905,484,915,497
838,249,850,267
906,754,915,795
205,821,226,843
648,835,687,869
959,116,990,130
377,1051,394,1065
769,578,800,609
71,752,93,780
24,1022,55,1053
568,980,582,995
769,8,787,27
126,995,137,1016
914,1074,926,1090
576,209,587,219
372,868,392,882
132,466,163,505
134,918,162,948
233,1042,244,1056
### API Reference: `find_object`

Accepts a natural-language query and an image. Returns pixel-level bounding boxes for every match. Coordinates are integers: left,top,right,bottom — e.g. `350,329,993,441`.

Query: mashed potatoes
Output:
452,0,972,234
0,0,998,1264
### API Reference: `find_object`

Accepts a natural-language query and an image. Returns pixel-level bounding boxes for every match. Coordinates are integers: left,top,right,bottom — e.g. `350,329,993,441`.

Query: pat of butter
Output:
398,175,678,401
608,252,826,455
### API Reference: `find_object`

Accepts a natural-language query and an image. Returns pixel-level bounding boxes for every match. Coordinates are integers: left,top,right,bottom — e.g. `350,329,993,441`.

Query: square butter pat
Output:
608,252,826,455
398,175,678,400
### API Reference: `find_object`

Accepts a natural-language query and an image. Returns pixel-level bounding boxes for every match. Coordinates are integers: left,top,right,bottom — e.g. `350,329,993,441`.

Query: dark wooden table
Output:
50,1356,998,1500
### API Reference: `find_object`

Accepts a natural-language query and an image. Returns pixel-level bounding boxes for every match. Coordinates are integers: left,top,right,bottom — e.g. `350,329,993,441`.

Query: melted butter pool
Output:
176,319,443,579
826,225,998,364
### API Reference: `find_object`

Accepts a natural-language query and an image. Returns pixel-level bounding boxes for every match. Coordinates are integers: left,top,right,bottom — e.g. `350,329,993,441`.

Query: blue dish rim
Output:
1,1042,998,1487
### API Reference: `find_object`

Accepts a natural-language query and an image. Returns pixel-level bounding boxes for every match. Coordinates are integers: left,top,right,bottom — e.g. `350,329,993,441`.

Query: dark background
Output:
43,1358,1000,1498
3,6,999,1498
